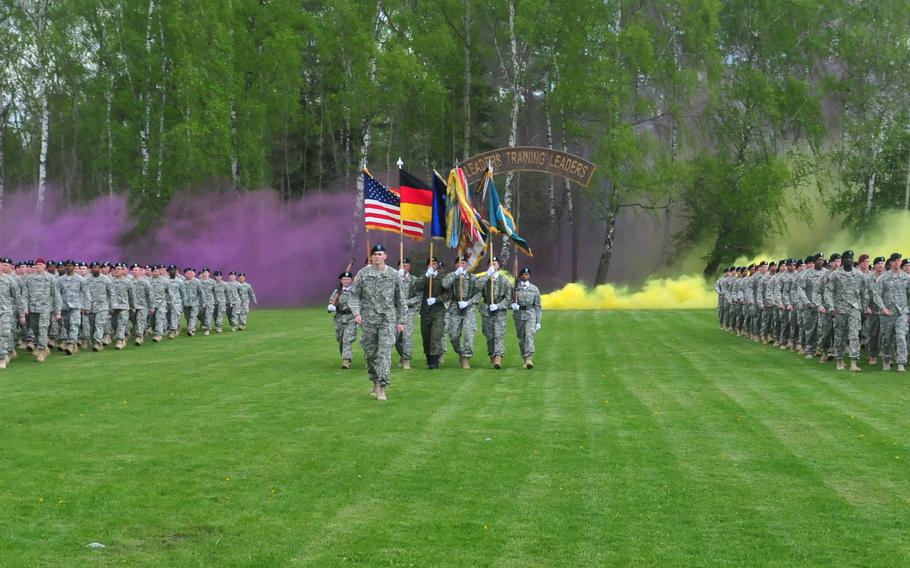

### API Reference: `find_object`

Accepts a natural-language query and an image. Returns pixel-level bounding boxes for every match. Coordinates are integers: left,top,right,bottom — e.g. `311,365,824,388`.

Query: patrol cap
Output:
874,256,886,264
519,267,530,275
858,253,870,263
842,250,854,259
889,252,902,263
370,244,386,254
339,271,353,279
213,270,222,276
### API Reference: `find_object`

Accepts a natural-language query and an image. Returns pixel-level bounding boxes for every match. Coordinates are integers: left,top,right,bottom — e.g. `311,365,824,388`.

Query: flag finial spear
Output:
397,157,404,169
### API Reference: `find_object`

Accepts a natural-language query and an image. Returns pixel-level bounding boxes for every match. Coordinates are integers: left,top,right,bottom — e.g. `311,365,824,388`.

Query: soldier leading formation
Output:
715,250,910,373
0,257,258,369
328,244,543,402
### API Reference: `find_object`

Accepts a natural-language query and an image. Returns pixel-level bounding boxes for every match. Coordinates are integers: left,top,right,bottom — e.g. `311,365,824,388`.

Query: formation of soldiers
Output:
715,251,910,372
329,244,543,401
0,257,258,369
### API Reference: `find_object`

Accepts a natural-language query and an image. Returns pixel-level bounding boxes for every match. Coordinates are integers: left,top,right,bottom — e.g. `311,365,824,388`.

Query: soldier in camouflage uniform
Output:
512,267,542,369
212,271,228,333
198,268,216,335
166,265,184,338
477,257,513,369
715,268,728,329
0,257,23,369
394,258,421,370
442,255,482,369
817,253,841,362
327,271,357,369
23,258,62,362
864,256,885,365
181,267,204,336
86,262,114,351
798,253,827,358
347,244,406,401
129,263,153,346
109,263,132,350
236,273,257,330
872,253,909,372
148,265,170,342
824,250,866,371
56,260,90,355
415,256,448,369
46,261,61,349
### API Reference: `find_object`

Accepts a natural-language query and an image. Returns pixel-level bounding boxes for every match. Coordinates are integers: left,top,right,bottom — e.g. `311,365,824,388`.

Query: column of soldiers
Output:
0,257,258,369
715,250,910,373
330,244,543,401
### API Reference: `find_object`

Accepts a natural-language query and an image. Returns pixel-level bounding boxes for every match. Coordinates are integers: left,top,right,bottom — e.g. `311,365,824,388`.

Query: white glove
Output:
327,304,336,313
511,303,520,311
492,272,500,280
426,297,437,306
398,268,405,276
457,300,469,309
535,323,541,331
425,267,436,278
486,265,495,276
455,267,464,276
489,304,499,312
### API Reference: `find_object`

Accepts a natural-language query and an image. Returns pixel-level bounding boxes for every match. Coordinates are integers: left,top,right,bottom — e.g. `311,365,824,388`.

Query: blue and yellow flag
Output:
431,170,448,240
480,168,532,256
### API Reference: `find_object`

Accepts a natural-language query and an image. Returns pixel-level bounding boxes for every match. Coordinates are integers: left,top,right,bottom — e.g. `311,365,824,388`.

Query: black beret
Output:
758,261,767,266
874,256,886,264
768,261,777,267
339,271,353,279
399,257,410,265
167,264,177,270
519,267,530,275
795,259,805,266
829,253,841,261
455,255,468,263
427,256,438,264
370,244,386,254
228,271,237,276
491,256,499,263
129,263,140,269
842,250,854,259
64,259,75,265
200,267,209,273
0,257,12,264
814,253,824,261
213,270,222,276
183,267,194,273
903,259,910,268
889,252,902,263
238,272,246,277
78,261,87,268
89,261,100,268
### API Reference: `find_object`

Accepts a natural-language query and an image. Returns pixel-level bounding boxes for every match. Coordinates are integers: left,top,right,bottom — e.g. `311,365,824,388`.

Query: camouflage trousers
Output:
133,308,150,337
817,311,834,353
482,311,507,357
447,308,477,358
420,310,446,359
361,319,396,386
168,303,183,332
111,309,130,341
334,313,357,361
184,305,199,333
27,312,52,349
60,309,82,343
49,317,60,342
867,313,881,358
200,303,214,331
514,311,538,358
151,307,167,336
760,306,775,338
238,304,250,326
88,311,110,345
879,314,909,364
0,312,12,357
395,308,418,361
778,308,790,344
803,307,820,355
751,305,762,336
227,303,240,329
790,309,801,346
214,302,227,331
833,309,862,360
717,298,725,324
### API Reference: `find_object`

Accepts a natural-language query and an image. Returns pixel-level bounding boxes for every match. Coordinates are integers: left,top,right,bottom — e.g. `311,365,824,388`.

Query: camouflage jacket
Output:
24,272,62,314
872,270,910,315
512,281,542,326
0,273,22,316
824,268,866,312
348,264,406,325
57,273,91,311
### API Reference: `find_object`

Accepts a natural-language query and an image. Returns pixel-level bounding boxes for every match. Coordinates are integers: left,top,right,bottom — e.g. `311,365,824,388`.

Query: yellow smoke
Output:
542,276,716,310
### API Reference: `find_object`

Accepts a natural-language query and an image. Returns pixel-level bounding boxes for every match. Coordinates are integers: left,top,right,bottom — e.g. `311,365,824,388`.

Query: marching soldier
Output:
110,263,133,350
347,244,406,401
817,253,840,362
798,253,826,359
395,258,421,370
511,267,542,369
865,256,885,365
148,265,170,342
873,253,909,372
226,272,242,331
23,258,62,362
825,250,866,371
181,267,204,336
212,271,228,333
0,258,22,369
56,260,90,355
166,265,184,339
477,257,513,369
415,256,448,369
130,263,153,346
198,268,216,335
328,271,357,369
442,255,482,369
236,273,257,330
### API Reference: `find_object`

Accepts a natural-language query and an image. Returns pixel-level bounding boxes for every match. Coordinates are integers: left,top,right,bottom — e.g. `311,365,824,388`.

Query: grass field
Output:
1,309,909,567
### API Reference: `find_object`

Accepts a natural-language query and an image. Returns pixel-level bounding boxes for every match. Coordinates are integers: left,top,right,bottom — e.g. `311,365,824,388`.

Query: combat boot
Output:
460,355,470,369
215,328,222,334
153,335,162,343
35,348,48,363
370,382,379,398
102,335,111,346
402,359,411,370
187,330,195,337
524,357,534,369
377,386,387,401
820,353,829,363
115,340,125,350
898,364,906,373
63,342,73,355
135,336,144,346
428,355,439,369
883,360,892,371
9,350,17,360
492,355,502,369
341,359,351,369
438,355,444,366
93,343,103,352
0,357,7,369
779,343,787,350
850,360,862,373
25,341,35,352
230,327,237,332
835,359,845,371
79,339,89,350
71,343,79,354
868,356,877,365
805,353,813,360
203,330,210,336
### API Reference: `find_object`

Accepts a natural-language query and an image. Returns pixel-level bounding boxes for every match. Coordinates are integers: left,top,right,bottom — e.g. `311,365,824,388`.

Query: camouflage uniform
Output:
395,272,422,363
167,276,184,333
212,279,228,332
236,281,257,327
777,269,793,346
131,275,153,340
329,286,357,361
714,274,727,326
181,278,204,334
873,270,910,365
110,276,132,343
415,274,448,364
864,270,882,359
442,270,482,360
0,273,22,361
23,271,62,352
817,269,837,356
512,279,542,360
199,276,216,332
149,274,170,337
86,274,113,347
56,273,90,348
824,267,866,361
477,272,513,359
799,266,827,356
226,279,242,330
347,264,406,387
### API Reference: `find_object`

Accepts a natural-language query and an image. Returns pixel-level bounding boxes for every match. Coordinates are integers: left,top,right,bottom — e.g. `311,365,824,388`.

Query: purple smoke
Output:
0,187,355,307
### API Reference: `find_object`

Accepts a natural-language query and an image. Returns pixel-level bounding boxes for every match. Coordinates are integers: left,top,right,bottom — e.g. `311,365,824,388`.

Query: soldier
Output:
760,261,778,344
56,260,90,355
46,260,61,349
226,272,242,331
198,267,216,335
817,253,841,362
236,273,257,330
873,253,909,372
130,263,153,346
415,256,447,369
715,268,728,329
100,261,114,344
476,257,513,369
776,260,792,350
511,267,542,369
166,265,184,338
212,271,228,333
395,258,421,370
824,250,866,371
181,267,204,336
109,263,132,350
442,254,482,369
85,262,114,351
22,258,62,362
347,244,406,401
798,253,827,359
865,256,885,365
0,257,23,369
328,271,357,369
148,265,170,342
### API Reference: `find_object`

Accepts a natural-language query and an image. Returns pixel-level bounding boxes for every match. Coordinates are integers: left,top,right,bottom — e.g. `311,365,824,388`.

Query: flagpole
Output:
397,157,405,265
486,164,494,305
513,172,520,277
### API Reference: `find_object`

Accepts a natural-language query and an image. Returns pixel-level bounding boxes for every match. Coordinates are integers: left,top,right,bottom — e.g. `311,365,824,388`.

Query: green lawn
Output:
1,309,908,566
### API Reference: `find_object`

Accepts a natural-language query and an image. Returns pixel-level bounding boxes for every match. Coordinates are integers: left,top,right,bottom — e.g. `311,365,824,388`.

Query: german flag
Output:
398,169,433,223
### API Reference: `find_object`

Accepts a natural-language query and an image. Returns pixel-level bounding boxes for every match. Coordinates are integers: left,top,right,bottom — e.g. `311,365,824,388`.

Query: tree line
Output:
1,0,908,280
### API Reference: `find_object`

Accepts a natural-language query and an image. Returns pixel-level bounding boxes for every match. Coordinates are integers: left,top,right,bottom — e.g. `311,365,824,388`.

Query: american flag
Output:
363,171,424,240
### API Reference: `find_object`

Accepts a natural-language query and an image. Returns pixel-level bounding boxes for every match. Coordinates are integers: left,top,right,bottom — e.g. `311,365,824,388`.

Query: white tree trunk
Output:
0,103,6,215
462,0,471,160
904,143,910,211
37,76,49,214
500,0,520,263
105,86,114,197
544,97,556,228
140,0,156,196
231,98,239,190
560,110,577,282
155,6,167,198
